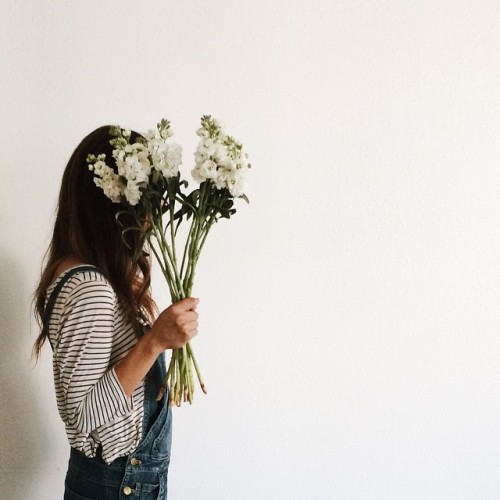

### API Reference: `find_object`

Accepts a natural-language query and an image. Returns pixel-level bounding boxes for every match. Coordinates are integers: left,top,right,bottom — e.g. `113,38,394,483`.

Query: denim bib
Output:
64,356,172,500
44,266,173,499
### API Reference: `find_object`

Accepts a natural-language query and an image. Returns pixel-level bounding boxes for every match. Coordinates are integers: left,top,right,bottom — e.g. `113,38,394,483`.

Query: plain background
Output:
2,1,500,499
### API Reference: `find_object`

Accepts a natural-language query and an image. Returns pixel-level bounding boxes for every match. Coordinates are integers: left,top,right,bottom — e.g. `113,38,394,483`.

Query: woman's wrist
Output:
143,325,169,355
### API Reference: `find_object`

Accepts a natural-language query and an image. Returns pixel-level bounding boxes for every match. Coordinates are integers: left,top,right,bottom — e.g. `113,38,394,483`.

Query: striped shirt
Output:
45,266,145,464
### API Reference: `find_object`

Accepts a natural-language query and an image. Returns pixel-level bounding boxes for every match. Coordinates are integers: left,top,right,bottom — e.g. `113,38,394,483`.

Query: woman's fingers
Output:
171,297,199,314
151,298,200,350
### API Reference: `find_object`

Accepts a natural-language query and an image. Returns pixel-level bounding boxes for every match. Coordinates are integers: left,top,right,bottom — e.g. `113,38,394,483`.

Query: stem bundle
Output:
152,182,214,405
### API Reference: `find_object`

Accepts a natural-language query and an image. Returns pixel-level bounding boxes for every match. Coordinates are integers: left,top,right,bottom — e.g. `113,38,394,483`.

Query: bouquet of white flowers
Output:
87,116,251,405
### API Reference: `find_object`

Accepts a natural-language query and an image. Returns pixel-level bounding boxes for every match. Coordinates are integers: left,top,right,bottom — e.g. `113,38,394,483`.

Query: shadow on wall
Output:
0,248,58,498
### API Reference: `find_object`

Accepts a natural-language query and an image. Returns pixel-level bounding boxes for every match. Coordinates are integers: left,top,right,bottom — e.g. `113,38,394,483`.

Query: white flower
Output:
201,160,218,179
128,154,151,180
191,167,206,184
194,150,208,165
92,162,123,202
213,144,231,167
213,170,228,190
196,128,209,139
145,126,183,180
191,159,218,183
198,138,216,157
92,159,109,176
191,118,250,197
144,129,157,142
226,172,246,197
124,180,142,206
150,141,182,179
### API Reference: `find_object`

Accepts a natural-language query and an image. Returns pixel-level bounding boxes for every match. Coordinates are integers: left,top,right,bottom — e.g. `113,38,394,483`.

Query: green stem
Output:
168,354,174,406
182,214,203,293
183,212,216,296
149,238,178,300
187,342,207,394
179,216,195,280
150,183,217,406
169,203,178,269
152,223,183,299
156,352,175,401
174,350,181,406
198,215,216,255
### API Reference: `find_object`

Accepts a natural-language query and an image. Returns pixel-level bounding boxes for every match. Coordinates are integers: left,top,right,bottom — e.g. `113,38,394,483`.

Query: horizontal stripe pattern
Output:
46,267,144,463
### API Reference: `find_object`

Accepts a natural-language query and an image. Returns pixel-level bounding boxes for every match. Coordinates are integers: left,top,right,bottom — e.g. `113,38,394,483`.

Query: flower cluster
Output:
144,118,183,181
87,120,182,206
87,154,122,203
191,115,251,197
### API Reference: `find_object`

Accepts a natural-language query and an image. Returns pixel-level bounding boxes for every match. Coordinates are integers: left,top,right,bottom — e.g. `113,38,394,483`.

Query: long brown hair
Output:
33,125,157,357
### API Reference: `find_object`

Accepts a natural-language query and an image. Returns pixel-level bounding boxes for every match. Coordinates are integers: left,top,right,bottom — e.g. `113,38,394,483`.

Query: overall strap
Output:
43,265,103,350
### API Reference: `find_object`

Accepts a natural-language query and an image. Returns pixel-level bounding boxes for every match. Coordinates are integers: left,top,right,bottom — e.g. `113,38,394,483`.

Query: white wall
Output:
2,1,500,498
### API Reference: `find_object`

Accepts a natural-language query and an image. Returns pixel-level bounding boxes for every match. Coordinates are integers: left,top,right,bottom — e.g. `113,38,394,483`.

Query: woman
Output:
33,126,198,499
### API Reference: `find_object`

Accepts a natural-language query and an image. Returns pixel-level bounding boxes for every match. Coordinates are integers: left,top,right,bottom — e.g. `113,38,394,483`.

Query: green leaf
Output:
221,199,234,210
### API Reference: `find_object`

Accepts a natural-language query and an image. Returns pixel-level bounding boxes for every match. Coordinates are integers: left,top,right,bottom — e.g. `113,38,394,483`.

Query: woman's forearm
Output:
114,330,164,396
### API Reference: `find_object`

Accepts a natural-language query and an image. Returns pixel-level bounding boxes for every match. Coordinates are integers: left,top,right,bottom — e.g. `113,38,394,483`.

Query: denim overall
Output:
44,266,173,500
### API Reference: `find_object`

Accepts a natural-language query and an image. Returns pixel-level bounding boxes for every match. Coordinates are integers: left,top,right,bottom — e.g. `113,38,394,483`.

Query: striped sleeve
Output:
53,276,134,435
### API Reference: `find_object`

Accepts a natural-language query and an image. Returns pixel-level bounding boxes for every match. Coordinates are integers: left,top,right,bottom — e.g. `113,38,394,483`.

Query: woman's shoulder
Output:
49,258,96,284
47,261,113,299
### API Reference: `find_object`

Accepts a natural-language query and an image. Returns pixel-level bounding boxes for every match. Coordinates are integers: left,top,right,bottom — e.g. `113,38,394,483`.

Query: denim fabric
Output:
64,354,172,500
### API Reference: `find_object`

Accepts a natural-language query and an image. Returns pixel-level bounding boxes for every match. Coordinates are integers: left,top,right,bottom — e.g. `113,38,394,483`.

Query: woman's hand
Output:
149,297,199,352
